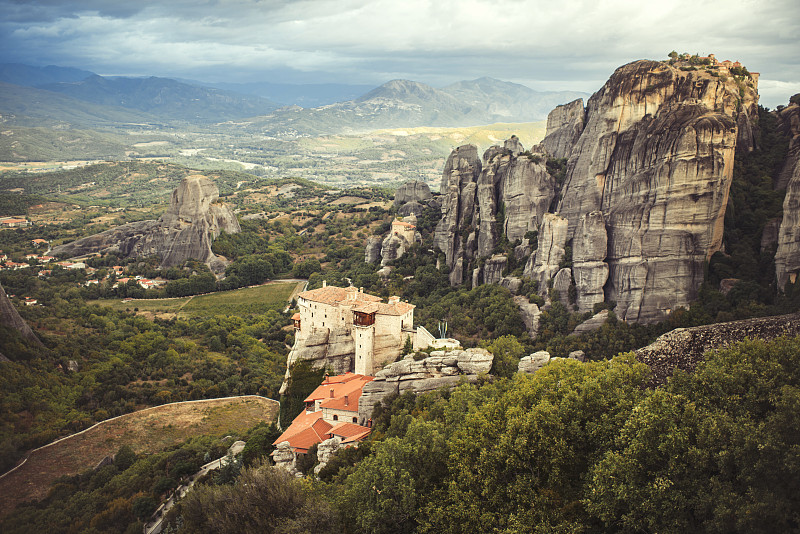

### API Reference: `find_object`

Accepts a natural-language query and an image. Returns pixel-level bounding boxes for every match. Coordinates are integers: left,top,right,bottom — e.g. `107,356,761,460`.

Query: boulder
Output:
500,276,522,294
518,351,551,374
272,441,298,474
568,350,586,362
569,309,610,336
313,437,343,476
504,135,524,156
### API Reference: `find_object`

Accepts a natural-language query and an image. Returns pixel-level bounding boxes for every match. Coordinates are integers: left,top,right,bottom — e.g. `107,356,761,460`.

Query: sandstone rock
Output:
285,327,353,376
434,145,482,270
556,60,757,323
518,351,551,374
0,282,43,352
775,103,800,290
272,441,298,473
541,99,585,158
358,348,494,420
394,180,432,207
314,437,343,476
365,235,382,263
513,295,540,336
483,254,507,285
524,213,568,291
397,201,425,217
552,267,572,306
569,309,610,336
500,276,522,294
568,350,586,362
504,135,524,156
380,233,409,266
377,265,392,279
51,176,240,272
572,211,609,312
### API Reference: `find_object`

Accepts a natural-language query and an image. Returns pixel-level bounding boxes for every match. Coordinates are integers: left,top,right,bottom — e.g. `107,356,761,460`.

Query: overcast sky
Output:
1,0,799,108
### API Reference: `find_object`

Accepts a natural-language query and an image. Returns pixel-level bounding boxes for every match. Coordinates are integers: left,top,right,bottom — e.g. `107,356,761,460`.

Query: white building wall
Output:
354,325,375,375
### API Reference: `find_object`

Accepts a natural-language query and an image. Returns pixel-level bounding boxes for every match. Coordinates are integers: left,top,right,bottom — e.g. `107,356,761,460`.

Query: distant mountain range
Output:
0,63,588,134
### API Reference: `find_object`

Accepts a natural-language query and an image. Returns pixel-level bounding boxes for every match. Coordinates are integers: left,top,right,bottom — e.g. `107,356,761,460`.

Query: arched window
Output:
333,415,338,421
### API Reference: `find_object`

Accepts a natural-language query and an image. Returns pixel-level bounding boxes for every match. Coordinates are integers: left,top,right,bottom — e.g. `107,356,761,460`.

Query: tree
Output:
487,334,525,378
114,444,136,471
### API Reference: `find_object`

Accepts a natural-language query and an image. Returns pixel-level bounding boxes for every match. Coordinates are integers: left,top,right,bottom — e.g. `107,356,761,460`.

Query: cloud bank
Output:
1,0,798,107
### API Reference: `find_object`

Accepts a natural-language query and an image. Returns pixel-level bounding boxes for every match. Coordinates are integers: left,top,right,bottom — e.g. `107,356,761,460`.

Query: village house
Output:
31,239,48,247
273,373,374,456
292,282,436,375
0,217,29,228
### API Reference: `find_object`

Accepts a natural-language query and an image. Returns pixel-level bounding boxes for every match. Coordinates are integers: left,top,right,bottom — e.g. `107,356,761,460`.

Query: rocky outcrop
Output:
541,99,585,158
272,441,301,476
397,201,425,216
358,348,493,421
555,60,758,323
365,235,382,263
285,327,355,378
481,254,507,285
572,211,608,312
0,282,43,357
394,180,432,207
380,233,409,266
518,350,551,374
775,103,800,290
51,176,240,272
313,437,343,476
569,309,610,336
523,213,568,292
513,296,541,336
636,312,800,387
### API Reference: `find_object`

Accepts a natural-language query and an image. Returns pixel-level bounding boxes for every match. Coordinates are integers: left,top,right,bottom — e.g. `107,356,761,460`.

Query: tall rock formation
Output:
775,101,800,289
394,180,432,207
541,99,585,158
434,139,555,286
51,176,240,272
554,60,758,322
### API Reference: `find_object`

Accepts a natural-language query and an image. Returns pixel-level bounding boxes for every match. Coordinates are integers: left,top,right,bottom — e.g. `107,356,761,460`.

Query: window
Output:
352,417,358,423
333,415,338,421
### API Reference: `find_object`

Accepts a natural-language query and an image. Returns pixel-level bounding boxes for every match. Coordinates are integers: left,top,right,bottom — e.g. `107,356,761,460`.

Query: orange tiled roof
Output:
352,300,414,316
392,220,416,229
298,285,382,306
304,373,373,403
273,410,333,453
292,312,301,320
329,422,372,443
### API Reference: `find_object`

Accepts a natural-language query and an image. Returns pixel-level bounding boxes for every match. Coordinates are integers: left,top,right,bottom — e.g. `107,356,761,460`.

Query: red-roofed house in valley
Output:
273,373,374,459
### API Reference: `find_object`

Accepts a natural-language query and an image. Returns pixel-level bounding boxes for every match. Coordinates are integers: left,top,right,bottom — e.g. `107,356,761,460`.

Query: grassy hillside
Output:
0,396,278,517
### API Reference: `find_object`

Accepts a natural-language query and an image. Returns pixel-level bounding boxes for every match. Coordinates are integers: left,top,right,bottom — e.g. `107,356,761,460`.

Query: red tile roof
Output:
329,422,372,443
273,410,333,454
298,285,382,306
304,373,373,403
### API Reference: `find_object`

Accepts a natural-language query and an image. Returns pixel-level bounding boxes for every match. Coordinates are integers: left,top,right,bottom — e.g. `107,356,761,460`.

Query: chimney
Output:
322,280,327,288
330,388,334,398
344,395,349,406
388,296,400,304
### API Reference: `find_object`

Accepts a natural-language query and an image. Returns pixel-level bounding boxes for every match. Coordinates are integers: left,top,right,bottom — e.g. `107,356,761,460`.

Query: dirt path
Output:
0,396,279,518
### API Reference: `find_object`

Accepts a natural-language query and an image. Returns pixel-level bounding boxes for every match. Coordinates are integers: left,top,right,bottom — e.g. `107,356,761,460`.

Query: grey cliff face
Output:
775,103,800,290
523,213,568,292
51,176,240,271
541,98,585,158
555,60,758,323
572,211,608,312
394,180,432,207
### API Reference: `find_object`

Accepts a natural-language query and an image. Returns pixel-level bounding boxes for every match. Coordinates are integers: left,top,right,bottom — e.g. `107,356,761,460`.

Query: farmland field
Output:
88,280,301,319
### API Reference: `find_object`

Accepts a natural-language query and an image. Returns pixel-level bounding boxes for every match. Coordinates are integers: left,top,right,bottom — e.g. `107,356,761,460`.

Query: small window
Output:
333,415,338,421
352,417,358,423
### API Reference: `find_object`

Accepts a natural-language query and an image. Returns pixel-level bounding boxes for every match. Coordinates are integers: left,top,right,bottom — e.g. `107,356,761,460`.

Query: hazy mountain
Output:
39,75,278,122
0,82,159,129
245,78,589,136
204,81,375,107
0,63,95,88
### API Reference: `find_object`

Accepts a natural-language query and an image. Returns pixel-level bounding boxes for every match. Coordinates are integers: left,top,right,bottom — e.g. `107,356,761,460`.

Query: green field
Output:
88,281,300,318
